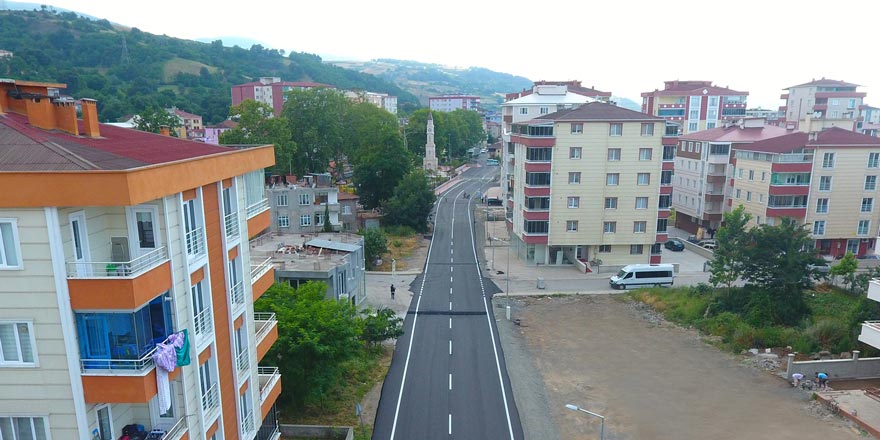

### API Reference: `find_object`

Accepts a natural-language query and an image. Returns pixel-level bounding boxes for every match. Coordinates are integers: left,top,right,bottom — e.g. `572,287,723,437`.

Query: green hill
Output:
0,9,420,123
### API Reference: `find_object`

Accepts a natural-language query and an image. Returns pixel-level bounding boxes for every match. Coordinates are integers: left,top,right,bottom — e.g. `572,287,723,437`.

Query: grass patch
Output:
162,57,217,82
376,232,422,271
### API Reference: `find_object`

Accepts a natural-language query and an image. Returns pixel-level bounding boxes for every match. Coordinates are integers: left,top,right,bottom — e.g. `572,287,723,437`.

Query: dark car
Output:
664,238,685,252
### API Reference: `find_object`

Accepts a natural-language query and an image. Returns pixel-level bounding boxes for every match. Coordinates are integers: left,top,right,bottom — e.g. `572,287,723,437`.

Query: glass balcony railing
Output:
66,246,168,278
224,211,240,240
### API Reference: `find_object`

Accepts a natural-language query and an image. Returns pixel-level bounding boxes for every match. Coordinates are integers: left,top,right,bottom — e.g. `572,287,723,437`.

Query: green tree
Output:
362,228,388,268
830,252,859,290
322,203,332,233
361,307,404,347
349,103,413,209
282,88,350,175
220,100,295,175
382,169,437,233
709,205,752,290
133,108,181,136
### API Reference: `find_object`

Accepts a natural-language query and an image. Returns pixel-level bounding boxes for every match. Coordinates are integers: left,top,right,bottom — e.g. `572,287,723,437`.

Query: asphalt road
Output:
373,163,524,439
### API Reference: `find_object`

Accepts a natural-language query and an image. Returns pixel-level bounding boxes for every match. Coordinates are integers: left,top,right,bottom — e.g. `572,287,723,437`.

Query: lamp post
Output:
505,236,510,320
565,404,605,440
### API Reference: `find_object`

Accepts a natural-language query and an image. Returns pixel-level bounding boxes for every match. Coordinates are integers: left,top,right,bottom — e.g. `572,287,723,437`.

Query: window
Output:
635,197,648,209
598,245,611,253
688,122,698,132
609,123,623,136
276,193,288,207
831,99,839,106
707,122,716,129
639,148,653,160
759,194,765,203
816,198,829,213
315,212,324,225
641,123,654,136
606,173,619,186
756,216,762,225
862,198,874,213
637,173,650,185
0,321,36,366
569,147,582,159
746,191,752,201
0,219,22,269
519,107,528,115
738,168,744,178
539,106,549,114
761,171,767,182
657,218,668,233
299,193,311,205
182,199,204,259
566,221,578,232
571,123,583,134
77,296,171,367
277,216,289,228
342,205,351,215
97,405,112,440
663,145,675,161
870,153,880,168
0,416,48,439
605,197,618,209
859,220,871,236
849,98,858,109
736,189,741,199
607,148,621,161
567,197,580,208
633,221,647,233
748,170,754,181
630,244,644,255
661,170,673,185
867,176,878,190
603,222,617,233
822,152,835,168
813,220,826,235
696,142,701,153
659,195,671,209
819,176,832,191
300,215,312,227
568,172,581,184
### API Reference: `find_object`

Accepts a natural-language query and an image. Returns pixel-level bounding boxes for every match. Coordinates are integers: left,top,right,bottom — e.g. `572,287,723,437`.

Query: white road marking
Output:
450,266,453,272
449,318,452,329
449,301,452,311
449,287,453,295
449,414,452,435
450,275,453,283
449,373,453,390
449,340,452,355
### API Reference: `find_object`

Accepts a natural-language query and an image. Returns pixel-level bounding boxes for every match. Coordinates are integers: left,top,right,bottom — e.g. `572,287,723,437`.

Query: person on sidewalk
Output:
791,372,804,388
390,284,396,300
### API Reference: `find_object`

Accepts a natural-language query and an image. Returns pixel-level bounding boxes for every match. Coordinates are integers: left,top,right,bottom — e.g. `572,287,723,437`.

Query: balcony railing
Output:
768,204,808,209
80,333,175,373
161,417,187,440
224,211,240,240
247,199,270,219
251,257,273,283
236,348,250,375
255,313,277,343
258,366,281,402
774,153,814,163
193,307,214,339
242,412,255,436
201,383,221,418
185,227,206,259
230,281,245,309
66,246,168,278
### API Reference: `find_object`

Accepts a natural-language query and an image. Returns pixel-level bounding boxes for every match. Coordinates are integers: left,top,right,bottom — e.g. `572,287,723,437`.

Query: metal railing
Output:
254,313,277,343
251,257,273,283
224,211,240,240
774,153,814,163
230,281,245,308
185,227,205,258
246,199,270,219
161,417,187,440
258,366,280,402
80,333,174,373
864,321,880,331
193,307,214,339
201,383,221,416
236,347,250,374
241,412,255,436
66,246,168,278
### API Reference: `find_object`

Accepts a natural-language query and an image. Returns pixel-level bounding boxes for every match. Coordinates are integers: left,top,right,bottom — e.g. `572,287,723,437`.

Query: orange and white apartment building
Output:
0,80,281,440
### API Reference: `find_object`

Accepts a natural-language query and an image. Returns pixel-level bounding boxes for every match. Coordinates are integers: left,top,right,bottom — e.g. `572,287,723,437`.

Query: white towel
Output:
156,367,171,413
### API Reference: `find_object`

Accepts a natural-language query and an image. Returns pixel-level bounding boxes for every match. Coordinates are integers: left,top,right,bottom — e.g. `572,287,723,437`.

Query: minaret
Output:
423,110,438,172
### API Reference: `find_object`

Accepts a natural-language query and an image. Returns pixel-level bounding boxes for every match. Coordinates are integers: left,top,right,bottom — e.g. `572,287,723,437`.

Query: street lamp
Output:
565,404,605,440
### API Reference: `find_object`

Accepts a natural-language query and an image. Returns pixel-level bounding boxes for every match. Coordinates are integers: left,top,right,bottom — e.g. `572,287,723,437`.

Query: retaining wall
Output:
785,351,880,380
279,424,354,440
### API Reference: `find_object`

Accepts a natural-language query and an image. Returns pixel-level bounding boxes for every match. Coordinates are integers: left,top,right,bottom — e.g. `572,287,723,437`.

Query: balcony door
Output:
69,211,91,276
128,205,161,259
149,381,176,431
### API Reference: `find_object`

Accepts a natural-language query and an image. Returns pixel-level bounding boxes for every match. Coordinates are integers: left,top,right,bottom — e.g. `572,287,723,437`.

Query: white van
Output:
609,264,675,289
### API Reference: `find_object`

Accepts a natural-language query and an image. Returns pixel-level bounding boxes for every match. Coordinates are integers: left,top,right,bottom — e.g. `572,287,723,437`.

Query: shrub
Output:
805,319,849,352
732,323,758,350
700,312,740,343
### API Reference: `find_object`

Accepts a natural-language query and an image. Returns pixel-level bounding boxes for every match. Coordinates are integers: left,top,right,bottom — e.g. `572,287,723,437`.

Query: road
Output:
373,163,524,439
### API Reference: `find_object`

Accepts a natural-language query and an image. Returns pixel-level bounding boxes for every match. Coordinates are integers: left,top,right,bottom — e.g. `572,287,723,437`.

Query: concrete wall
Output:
280,424,354,440
785,351,880,380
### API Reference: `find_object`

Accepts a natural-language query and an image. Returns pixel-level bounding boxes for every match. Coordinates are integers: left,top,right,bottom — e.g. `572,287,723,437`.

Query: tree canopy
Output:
405,109,486,161
709,205,751,290
381,169,437,233
133,108,182,135
219,100,295,174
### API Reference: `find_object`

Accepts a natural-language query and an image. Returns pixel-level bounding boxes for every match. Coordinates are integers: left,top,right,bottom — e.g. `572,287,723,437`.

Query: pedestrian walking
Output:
815,372,829,391
390,284,396,300
791,372,804,388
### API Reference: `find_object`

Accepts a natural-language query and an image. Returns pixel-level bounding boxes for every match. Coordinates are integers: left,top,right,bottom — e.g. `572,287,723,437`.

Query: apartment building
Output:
344,91,398,114
505,80,612,103
860,105,880,137
673,118,794,233
231,77,330,116
0,80,281,440
779,78,866,131
508,102,665,269
169,108,203,138
730,127,880,257
428,94,480,113
266,174,343,234
641,80,749,134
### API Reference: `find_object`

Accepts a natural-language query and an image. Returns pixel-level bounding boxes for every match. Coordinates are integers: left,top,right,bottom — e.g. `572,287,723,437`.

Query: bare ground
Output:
500,294,868,440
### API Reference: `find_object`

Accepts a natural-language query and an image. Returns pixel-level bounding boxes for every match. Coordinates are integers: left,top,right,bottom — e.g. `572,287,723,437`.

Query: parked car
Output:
858,254,880,260
664,238,685,252
808,263,831,273
697,240,717,250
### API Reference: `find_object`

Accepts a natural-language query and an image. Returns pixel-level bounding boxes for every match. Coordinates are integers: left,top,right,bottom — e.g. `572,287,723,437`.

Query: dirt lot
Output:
500,295,868,440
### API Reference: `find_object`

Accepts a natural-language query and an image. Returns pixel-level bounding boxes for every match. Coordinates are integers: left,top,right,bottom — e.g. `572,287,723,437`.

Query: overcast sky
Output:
38,0,879,109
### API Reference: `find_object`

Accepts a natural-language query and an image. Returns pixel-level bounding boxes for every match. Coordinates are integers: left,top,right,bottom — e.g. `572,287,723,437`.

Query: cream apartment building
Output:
508,102,665,270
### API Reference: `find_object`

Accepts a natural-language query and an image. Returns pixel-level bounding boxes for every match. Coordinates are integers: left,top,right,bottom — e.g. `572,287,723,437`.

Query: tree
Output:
709,205,752,290
322,203,333,233
363,228,388,268
133,108,181,136
361,307,404,347
382,169,437,233
220,100,295,175
830,252,858,290
282,88,350,175
349,103,413,209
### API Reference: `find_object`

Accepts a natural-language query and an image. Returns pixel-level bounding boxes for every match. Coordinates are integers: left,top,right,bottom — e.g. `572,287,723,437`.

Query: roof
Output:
642,80,748,97
787,78,860,89
232,80,331,88
740,127,880,154
305,238,361,253
526,102,662,123
336,192,359,201
0,112,237,171
504,91,592,106
172,109,202,119
680,124,793,143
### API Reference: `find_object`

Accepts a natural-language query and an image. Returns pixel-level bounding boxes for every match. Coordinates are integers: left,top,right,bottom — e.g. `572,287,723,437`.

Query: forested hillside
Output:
0,9,420,123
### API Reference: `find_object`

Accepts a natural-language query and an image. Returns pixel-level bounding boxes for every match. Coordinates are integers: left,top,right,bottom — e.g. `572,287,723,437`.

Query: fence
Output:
785,351,880,380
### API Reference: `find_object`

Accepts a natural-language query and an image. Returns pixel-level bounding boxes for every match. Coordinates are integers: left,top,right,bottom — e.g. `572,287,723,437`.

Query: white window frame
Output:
606,173,619,186
567,197,580,209
566,221,578,232
630,244,644,255
278,216,289,228
633,221,647,233
603,222,616,234
858,220,871,236
598,245,611,253
813,220,826,236
635,197,648,210
609,123,623,136
639,148,652,161
819,176,832,191
607,148,621,161
640,123,654,136
605,197,618,209
569,147,582,159
276,193,288,207
0,416,49,440
0,320,38,367
816,198,829,213
519,107,528,115
300,215,312,227
0,218,23,270
299,193,311,205
870,153,880,169
867,176,878,191
96,404,113,440
822,152,835,168
637,173,650,186
862,198,874,213
539,106,549,115
571,123,583,134
568,172,581,184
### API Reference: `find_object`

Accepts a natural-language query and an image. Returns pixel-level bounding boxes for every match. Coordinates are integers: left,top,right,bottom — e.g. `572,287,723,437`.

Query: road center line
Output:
449,301,452,311
449,318,452,329
448,414,452,435
449,340,452,355
449,373,452,390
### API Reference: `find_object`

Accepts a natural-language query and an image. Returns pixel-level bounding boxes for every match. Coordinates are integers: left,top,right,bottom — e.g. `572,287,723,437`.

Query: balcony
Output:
251,257,275,301
247,199,270,219
247,201,271,239
67,246,168,278
869,279,880,303
242,412,256,437
159,416,188,440
236,347,250,377
201,382,221,422
230,280,246,310
185,227,206,260
67,248,172,310
194,307,214,341
259,366,282,418
255,312,279,362
224,211,240,241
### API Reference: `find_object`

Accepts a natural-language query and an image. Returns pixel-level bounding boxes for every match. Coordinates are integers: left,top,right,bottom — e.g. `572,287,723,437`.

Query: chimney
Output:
25,97,55,130
159,125,171,137
808,131,818,142
80,98,101,138
52,99,79,135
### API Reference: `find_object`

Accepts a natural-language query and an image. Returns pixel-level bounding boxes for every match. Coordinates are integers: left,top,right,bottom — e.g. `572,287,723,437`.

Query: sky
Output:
30,0,880,109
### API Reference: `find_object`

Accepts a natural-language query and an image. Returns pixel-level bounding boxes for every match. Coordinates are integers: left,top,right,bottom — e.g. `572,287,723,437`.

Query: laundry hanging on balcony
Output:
169,329,190,367
152,331,187,413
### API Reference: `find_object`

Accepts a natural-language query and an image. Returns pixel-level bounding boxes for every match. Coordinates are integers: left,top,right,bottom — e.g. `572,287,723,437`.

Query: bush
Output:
383,225,417,237
805,319,849,352
700,312,741,343
732,323,758,350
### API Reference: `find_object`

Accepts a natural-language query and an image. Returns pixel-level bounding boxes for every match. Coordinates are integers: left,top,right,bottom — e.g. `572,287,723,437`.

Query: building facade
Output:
428,95,480,113
507,102,665,270
231,77,330,116
0,80,281,440
266,174,342,234
641,80,749,134
779,78,866,131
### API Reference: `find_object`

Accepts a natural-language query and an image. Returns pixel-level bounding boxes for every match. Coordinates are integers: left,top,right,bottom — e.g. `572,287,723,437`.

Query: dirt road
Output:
500,294,866,440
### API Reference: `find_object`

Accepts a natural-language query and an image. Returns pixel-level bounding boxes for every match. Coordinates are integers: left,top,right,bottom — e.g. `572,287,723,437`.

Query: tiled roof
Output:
530,102,662,122
642,80,748,97
233,80,331,88
173,109,202,119
0,112,238,171
787,78,860,89
337,192,359,201
740,127,880,154
681,124,793,143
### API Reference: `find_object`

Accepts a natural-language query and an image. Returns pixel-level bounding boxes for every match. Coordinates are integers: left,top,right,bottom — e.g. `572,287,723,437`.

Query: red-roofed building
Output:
778,78,866,131
231,76,332,116
0,79,282,439
641,80,749,134
169,107,203,137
